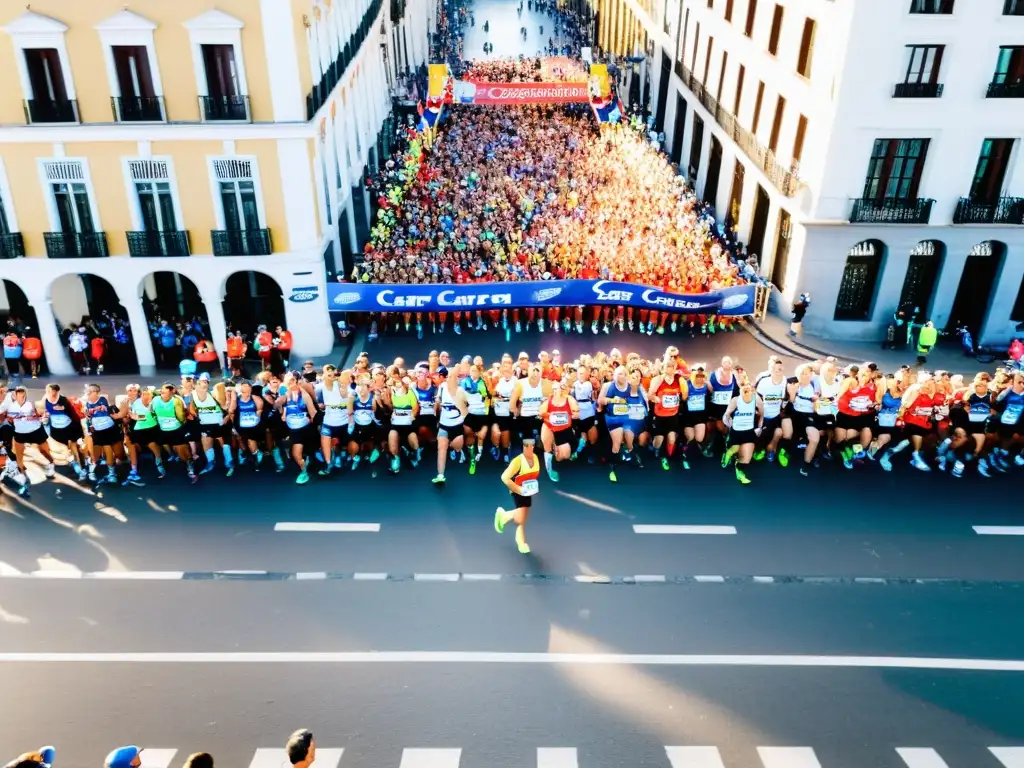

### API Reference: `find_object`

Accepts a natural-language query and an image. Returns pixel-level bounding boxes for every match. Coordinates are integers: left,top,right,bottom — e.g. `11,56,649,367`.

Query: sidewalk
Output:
747,312,979,376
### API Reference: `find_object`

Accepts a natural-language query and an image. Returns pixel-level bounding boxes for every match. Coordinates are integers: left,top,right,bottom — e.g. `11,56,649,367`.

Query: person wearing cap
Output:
105,746,143,768
432,363,469,484
5,746,55,768
495,434,540,553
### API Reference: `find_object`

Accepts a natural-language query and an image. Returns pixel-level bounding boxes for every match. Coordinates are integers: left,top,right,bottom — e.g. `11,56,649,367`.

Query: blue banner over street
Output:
328,280,755,315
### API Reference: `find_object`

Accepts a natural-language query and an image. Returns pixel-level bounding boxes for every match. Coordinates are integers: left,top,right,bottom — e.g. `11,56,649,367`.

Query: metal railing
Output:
678,64,802,197
893,82,943,98
953,196,1024,225
306,0,384,119
24,98,79,124
211,228,272,257
126,230,191,257
0,233,25,259
199,95,251,122
112,95,165,122
43,231,109,258
986,80,1024,98
849,197,935,224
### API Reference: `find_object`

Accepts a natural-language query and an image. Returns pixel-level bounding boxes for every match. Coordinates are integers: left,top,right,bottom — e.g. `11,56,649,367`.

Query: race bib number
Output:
661,394,679,408
688,394,705,411
494,400,510,417
628,403,646,420
612,403,629,416
519,478,539,497
878,412,897,428
711,390,731,405
1001,405,1022,425
239,411,260,428
50,412,72,429
549,411,570,427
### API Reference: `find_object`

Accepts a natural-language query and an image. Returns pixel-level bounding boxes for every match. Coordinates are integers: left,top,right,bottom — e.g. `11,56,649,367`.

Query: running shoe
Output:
469,458,477,475
44,463,55,478
952,461,965,478
296,470,309,485
517,539,531,554
548,469,560,482
608,469,618,483
1015,453,1024,467
777,449,789,468
661,457,670,471
432,473,446,484
318,465,332,477
753,450,766,461
391,456,401,474
978,459,992,478
681,457,690,470
735,467,751,484
880,455,893,472
369,448,380,464
911,455,931,472
199,463,216,476
494,507,506,534
225,466,234,478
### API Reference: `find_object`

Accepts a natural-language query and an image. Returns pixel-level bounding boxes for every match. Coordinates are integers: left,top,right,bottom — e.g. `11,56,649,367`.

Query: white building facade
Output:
626,0,1024,343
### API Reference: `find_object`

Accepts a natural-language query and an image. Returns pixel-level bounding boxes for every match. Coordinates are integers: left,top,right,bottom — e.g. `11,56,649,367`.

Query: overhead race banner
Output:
454,81,590,105
329,280,756,315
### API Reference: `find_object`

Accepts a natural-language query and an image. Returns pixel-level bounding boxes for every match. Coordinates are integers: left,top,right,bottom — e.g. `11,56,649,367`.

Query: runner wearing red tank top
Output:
896,375,938,471
836,367,881,468
538,380,579,482
648,359,684,471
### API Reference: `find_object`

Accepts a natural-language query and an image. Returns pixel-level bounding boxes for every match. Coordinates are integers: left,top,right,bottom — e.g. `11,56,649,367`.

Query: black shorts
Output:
515,417,541,441
577,415,597,433
963,418,989,436
437,420,465,439
550,428,574,447
682,407,707,427
349,424,374,444
651,413,679,437
761,415,783,436
184,419,201,442
288,425,318,448
492,414,514,433
837,412,874,432
236,425,265,444
708,403,729,422
90,425,123,447
49,421,84,444
465,413,489,433
0,424,12,447
729,428,757,446
999,421,1023,440
415,414,437,432
199,421,229,441
390,423,415,442
510,492,533,509
790,411,816,434
903,422,932,439
815,413,836,431
131,426,161,446
159,427,189,447
14,427,48,446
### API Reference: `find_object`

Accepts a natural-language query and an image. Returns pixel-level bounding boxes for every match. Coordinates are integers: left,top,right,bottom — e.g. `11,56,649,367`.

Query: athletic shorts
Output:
761,415,783,436
837,412,874,432
319,422,348,439
159,427,188,447
288,425,318,448
605,417,627,433
131,426,161,446
492,414,514,433
349,424,374,444
390,423,415,442
236,425,264,444
577,415,597,433
708,403,729,422
964,418,989,436
681,408,707,428
790,411,816,435
199,422,229,441
624,420,645,436
903,422,932,439
999,421,1023,440
437,420,465,440
814,413,836,431
185,420,201,442
90,425,123,447
550,428,574,447
13,427,48,446
510,491,533,509
514,417,541,441
651,413,679,437
415,414,437,432
465,414,489,433
729,428,757,446
49,421,84,444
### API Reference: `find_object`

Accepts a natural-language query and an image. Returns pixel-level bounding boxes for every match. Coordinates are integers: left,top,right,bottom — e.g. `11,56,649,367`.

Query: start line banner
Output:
454,81,590,105
328,280,756,315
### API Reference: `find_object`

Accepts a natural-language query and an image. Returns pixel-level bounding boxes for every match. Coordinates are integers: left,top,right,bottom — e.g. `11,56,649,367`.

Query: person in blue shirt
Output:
154,320,178,369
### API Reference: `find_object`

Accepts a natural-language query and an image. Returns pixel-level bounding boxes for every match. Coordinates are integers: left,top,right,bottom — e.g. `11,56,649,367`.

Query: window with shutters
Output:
41,160,96,233
127,159,180,233
210,156,263,232
834,240,884,321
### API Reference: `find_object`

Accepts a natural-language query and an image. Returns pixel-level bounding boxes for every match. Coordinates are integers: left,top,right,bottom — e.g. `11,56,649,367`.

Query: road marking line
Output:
3,652,1024,670
752,576,775,583
399,748,462,768
974,526,1024,536
462,573,502,581
413,573,460,582
353,572,388,581
694,575,726,583
86,571,185,580
665,746,726,768
248,748,344,768
854,577,887,584
538,748,577,768
574,575,612,584
633,525,737,535
896,748,950,767
140,749,178,768
296,572,327,580
634,574,667,583
991,747,1024,767
31,570,83,579
216,570,267,576
274,522,380,532
757,747,823,768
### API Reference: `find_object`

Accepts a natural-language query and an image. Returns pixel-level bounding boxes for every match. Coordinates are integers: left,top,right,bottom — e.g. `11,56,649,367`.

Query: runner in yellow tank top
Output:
494,437,540,554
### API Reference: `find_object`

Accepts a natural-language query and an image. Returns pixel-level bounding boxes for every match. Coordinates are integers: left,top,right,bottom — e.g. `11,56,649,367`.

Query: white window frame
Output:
206,155,267,231
122,157,185,233
95,10,165,122
183,9,249,117
1,10,77,108
37,158,102,233
0,158,20,234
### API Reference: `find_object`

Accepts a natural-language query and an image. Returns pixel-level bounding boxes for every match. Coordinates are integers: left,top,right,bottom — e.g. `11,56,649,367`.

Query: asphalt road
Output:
3,331,1024,768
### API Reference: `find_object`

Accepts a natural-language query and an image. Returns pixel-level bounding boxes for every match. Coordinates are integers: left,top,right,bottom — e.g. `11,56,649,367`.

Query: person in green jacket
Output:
917,321,938,366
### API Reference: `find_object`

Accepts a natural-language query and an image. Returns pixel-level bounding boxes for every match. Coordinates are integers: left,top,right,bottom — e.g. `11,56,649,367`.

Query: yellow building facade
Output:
0,0,433,374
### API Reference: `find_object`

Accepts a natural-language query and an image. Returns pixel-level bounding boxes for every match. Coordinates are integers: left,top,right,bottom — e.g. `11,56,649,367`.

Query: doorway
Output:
947,241,1006,336
747,184,770,260
670,93,686,166
704,136,723,207
655,51,670,132
770,210,791,290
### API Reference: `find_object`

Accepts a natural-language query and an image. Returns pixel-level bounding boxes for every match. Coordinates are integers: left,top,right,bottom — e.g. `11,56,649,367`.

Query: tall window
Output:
796,18,816,78
969,139,1015,202
768,96,785,152
41,162,94,234
744,0,758,36
733,64,746,114
834,241,883,321
725,0,735,21
214,161,261,233
691,22,700,71
129,161,178,232
751,81,765,133
992,46,1024,84
862,139,930,201
910,0,954,12
1006,0,1024,16
703,36,714,83
792,114,808,163
768,5,784,55
0,196,12,238
23,48,75,123
717,51,729,102
112,45,161,121
904,45,944,84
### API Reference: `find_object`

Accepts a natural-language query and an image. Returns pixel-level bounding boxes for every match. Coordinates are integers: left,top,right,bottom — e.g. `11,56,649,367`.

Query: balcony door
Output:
220,180,260,232
52,183,94,234
994,46,1024,85
203,44,240,100
862,139,929,202
970,139,1014,203
137,182,177,232
0,197,10,237
24,48,67,102
113,46,155,100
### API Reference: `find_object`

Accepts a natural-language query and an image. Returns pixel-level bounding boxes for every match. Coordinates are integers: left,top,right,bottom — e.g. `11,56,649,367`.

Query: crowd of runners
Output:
1,344,1022,501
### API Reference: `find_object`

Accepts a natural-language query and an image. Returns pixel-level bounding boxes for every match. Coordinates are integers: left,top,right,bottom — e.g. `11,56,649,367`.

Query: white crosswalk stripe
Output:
247,748,345,768
897,747,951,767
665,746,727,768
537,748,578,768
398,748,463,768
756,747,823,768
992,747,1024,768
140,749,179,768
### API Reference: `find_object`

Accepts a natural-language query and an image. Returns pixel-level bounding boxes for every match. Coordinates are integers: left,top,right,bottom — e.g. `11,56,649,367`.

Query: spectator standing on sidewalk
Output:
21,333,42,378
3,330,23,385
154,320,178,369
916,321,939,366
67,327,89,374
789,293,810,338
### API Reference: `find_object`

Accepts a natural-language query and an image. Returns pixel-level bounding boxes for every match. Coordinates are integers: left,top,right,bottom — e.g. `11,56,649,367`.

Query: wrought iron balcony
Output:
893,82,943,98
0,233,25,259
953,196,1024,225
127,230,191,257
849,197,935,224
677,64,801,197
43,231,109,258
910,0,954,13
987,80,1024,98
199,95,250,122
112,96,165,122
24,98,79,124
211,228,272,257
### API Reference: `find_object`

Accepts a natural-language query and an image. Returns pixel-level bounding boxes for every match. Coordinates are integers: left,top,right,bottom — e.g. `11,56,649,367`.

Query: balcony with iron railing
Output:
43,231,109,258
211,228,272,257
678,64,802,197
127,230,192,257
986,80,1024,98
893,82,943,98
306,0,385,119
24,98,79,124
849,197,935,224
199,95,251,122
0,233,25,259
112,96,165,122
953,196,1024,225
